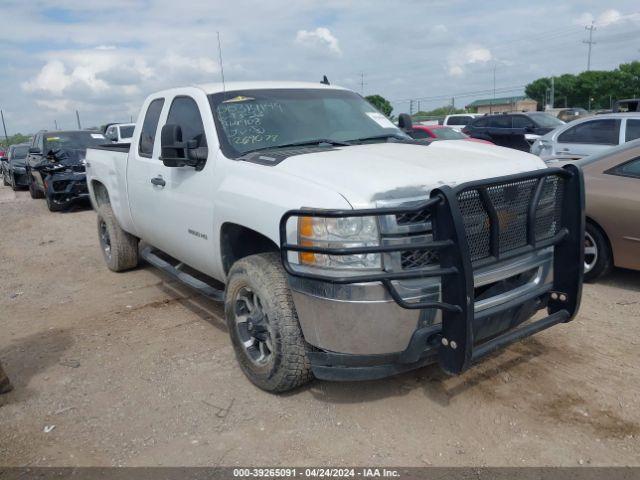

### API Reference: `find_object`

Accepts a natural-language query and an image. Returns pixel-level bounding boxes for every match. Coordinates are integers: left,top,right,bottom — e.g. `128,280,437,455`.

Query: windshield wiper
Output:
347,133,409,144
241,138,351,156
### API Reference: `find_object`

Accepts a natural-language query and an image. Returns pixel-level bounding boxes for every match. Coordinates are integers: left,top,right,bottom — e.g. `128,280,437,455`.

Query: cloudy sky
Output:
1,0,639,134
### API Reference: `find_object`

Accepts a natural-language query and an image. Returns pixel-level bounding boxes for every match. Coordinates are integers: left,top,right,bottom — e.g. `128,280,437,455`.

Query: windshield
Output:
44,131,106,152
11,145,29,159
208,88,406,157
119,125,134,139
431,127,466,140
528,113,564,128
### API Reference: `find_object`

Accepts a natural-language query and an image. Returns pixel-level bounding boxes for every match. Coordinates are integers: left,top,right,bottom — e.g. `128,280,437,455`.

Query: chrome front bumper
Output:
290,247,554,356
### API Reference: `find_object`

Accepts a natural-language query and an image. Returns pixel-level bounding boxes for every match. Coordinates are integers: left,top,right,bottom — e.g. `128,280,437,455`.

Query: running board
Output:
141,247,225,302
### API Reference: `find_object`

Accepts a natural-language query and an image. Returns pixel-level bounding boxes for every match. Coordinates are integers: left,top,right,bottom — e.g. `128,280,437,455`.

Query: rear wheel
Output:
2,171,9,186
225,253,313,393
10,173,18,191
584,222,613,282
96,204,139,272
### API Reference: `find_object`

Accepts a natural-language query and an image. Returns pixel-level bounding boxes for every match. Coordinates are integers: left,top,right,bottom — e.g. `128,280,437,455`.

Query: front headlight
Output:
298,215,381,269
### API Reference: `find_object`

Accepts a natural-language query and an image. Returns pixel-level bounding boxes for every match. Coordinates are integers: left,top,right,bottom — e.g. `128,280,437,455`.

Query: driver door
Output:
127,93,217,274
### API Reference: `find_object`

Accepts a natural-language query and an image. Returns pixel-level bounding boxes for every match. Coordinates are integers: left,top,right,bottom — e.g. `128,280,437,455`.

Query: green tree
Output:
0,133,32,150
525,62,640,111
365,94,393,117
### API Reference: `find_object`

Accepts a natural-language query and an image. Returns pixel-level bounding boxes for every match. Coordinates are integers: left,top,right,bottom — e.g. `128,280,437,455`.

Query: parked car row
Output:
1,143,30,190
531,113,640,161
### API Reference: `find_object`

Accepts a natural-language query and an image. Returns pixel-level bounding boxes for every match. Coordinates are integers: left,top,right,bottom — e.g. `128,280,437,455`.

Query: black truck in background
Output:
25,130,107,211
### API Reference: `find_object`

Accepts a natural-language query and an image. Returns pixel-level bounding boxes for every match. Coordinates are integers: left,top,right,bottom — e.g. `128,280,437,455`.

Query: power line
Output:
584,21,597,71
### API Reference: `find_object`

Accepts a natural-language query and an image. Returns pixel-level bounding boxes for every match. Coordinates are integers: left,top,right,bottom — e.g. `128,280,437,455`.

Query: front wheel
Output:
28,173,44,199
224,253,313,393
584,222,613,282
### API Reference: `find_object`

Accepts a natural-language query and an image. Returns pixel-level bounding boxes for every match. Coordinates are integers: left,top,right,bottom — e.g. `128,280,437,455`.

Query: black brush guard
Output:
279,165,584,375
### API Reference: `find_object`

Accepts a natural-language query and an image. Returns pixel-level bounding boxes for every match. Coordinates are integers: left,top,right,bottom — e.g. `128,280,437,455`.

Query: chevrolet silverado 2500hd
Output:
86,81,584,393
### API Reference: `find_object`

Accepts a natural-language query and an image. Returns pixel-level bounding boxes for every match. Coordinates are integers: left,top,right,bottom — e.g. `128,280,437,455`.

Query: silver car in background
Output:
530,113,640,162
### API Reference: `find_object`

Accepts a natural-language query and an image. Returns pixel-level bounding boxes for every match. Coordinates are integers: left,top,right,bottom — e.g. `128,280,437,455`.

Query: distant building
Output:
466,96,538,114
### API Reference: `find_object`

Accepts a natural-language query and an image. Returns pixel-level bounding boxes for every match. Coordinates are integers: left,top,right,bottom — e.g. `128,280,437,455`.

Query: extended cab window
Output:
625,119,640,142
558,119,620,145
166,96,208,154
139,98,165,157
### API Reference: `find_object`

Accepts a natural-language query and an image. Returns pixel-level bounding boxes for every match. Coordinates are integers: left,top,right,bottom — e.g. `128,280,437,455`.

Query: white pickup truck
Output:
86,81,585,393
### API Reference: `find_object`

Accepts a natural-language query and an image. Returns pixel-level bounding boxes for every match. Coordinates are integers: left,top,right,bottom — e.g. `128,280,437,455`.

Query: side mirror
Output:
398,113,413,131
159,123,207,169
29,147,41,154
524,126,535,133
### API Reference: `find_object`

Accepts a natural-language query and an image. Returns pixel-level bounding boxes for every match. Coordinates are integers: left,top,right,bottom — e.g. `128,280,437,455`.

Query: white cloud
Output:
22,60,72,95
35,99,72,112
447,45,492,77
295,27,342,56
597,9,623,26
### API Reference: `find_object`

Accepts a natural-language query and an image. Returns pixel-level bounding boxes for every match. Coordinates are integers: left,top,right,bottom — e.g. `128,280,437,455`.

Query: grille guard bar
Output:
279,165,584,374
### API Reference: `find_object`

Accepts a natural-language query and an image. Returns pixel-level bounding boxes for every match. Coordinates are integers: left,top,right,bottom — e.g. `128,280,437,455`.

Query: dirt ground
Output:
0,184,639,467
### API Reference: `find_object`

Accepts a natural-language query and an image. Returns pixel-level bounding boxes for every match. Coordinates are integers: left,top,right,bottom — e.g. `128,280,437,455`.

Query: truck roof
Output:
159,81,349,96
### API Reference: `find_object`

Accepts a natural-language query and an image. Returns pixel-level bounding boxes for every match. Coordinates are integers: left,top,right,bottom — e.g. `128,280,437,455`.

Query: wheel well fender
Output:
91,180,110,207
220,223,279,275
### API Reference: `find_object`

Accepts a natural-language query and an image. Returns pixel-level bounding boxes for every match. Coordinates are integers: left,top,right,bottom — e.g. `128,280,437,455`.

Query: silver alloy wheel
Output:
99,219,112,260
233,286,274,366
584,231,598,274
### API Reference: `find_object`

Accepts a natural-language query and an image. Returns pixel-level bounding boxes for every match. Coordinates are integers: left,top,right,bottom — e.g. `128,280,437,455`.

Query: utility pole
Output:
217,31,226,91
451,96,455,113
75,110,82,129
584,21,596,71
409,100,414,115
491,63,497,114
359,72,367,96
54,119,58,130
417,101,420,113
1,109,8,146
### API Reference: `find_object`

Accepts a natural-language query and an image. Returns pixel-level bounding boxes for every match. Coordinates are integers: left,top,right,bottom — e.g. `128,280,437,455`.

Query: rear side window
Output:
607,157,640,179
490,115,512,128
446,116,472,126
166,96,208,150
513,116,535,128
558,119,620,145
138,98,165,157
625,119,640,142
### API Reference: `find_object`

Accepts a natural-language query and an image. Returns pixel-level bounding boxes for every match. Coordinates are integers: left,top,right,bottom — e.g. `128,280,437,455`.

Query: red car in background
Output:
409,125,494,145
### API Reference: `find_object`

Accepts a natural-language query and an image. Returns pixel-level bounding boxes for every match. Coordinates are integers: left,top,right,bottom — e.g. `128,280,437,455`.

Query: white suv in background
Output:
442,113,482,131
530,113,640,162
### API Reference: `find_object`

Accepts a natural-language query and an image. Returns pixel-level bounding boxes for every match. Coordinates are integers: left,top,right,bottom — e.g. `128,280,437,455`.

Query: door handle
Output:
150,176,166,187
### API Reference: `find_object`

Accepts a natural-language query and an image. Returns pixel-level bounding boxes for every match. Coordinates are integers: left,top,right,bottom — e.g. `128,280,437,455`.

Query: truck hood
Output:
275,140,547,208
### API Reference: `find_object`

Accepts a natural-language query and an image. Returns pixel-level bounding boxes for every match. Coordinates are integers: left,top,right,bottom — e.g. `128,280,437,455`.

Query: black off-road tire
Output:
10,173,18,191
2,172,9,186
29,173,44,199
225,253,313,393
584,221,613,282
96,204,139,272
